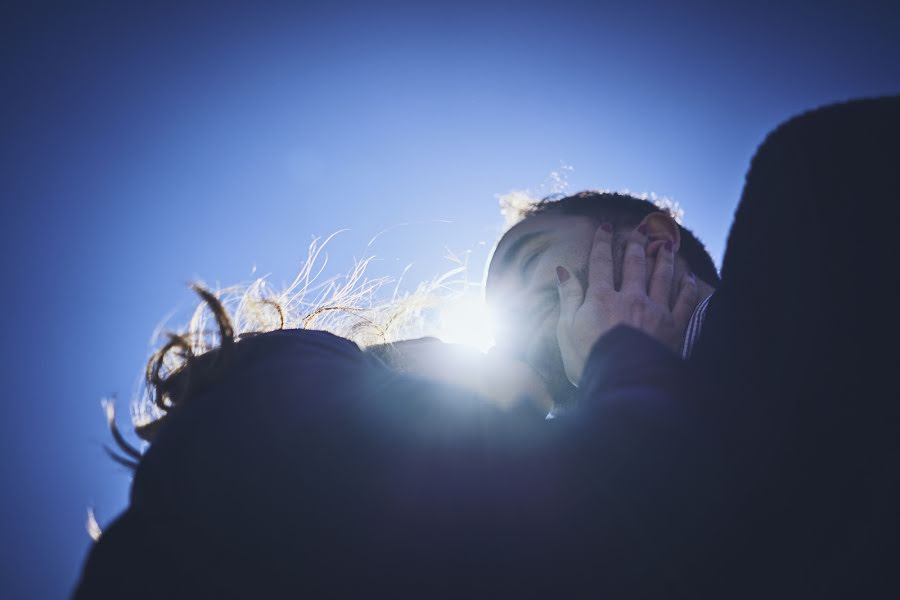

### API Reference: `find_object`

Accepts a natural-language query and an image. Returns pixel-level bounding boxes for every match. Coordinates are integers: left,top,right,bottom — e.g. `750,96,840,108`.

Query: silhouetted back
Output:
691,96,900,596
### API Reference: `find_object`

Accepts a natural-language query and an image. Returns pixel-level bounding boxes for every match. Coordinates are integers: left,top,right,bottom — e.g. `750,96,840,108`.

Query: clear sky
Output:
2,1,898,596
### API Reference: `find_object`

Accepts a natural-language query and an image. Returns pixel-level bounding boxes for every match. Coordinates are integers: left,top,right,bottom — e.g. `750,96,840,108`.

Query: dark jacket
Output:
75,325,720,598
687,97,900,597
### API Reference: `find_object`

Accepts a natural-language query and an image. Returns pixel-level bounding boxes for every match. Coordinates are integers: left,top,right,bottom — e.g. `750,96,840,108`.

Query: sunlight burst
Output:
435,293,496,352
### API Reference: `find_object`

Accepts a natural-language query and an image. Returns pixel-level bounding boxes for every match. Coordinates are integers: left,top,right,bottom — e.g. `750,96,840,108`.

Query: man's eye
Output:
519,242,552,278
521,251,541,274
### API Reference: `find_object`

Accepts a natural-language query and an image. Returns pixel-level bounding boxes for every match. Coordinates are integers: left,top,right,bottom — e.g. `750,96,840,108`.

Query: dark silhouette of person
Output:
73,319,569,598
684,96,900,597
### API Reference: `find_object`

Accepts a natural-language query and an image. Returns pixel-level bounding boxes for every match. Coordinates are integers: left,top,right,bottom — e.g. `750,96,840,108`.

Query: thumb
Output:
556,266,583,324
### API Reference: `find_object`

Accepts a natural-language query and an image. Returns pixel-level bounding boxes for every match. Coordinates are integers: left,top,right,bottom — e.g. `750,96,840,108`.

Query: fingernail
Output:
664,240,673,251
637,224,648,235
601,222,612,233
556,266,570,284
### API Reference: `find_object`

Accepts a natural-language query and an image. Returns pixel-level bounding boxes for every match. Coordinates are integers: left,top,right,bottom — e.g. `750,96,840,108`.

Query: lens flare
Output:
436,293,496,352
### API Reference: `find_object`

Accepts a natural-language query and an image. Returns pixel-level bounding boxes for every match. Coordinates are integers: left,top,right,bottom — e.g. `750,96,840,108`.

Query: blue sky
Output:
2,1,898,596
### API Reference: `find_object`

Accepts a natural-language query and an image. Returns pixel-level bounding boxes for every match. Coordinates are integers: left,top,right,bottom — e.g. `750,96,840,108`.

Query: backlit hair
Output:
104,234,473,469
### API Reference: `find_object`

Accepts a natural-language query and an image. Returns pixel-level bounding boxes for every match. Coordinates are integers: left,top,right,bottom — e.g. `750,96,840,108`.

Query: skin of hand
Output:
367,338,554,414
555,223,700,386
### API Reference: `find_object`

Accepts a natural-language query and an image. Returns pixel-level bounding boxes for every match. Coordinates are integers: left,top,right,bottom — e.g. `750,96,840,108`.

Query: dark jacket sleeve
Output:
576,324,690,419
542,325,729,597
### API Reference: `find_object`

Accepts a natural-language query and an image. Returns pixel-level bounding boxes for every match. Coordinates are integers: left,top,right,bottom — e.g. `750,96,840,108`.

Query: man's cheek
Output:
531,336,574,407
527,324,561,379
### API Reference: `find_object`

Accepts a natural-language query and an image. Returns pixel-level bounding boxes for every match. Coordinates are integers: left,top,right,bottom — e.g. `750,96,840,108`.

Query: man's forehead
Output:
486,213,592,295
493,214,582,259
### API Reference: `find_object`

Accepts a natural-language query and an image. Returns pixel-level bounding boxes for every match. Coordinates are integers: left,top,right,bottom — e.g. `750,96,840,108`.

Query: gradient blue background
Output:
2,1,898,596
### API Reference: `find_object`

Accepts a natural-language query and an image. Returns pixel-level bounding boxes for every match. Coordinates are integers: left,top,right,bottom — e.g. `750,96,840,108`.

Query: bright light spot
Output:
436,293,496,352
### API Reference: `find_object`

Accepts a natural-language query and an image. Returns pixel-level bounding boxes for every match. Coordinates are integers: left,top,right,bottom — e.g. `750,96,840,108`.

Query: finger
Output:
621,225,649,294
672,272,700,325
556,265,583,324
586,222,615,293
648,239,675,305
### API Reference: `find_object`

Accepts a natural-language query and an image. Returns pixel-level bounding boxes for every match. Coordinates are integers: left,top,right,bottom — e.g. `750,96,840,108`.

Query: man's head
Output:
485,191,719,406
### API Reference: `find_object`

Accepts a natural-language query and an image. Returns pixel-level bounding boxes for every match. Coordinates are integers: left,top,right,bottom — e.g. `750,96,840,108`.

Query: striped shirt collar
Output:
681,292,713,359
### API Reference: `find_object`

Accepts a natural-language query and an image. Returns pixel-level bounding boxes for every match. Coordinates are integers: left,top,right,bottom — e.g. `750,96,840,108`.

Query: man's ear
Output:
638,211,681,252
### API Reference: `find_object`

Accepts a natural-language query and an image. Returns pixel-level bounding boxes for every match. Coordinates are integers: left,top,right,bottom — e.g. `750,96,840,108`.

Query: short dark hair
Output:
521,191,720,285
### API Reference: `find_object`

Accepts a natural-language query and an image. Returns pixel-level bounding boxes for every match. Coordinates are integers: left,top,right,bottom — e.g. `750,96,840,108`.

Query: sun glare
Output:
436,293,496,352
